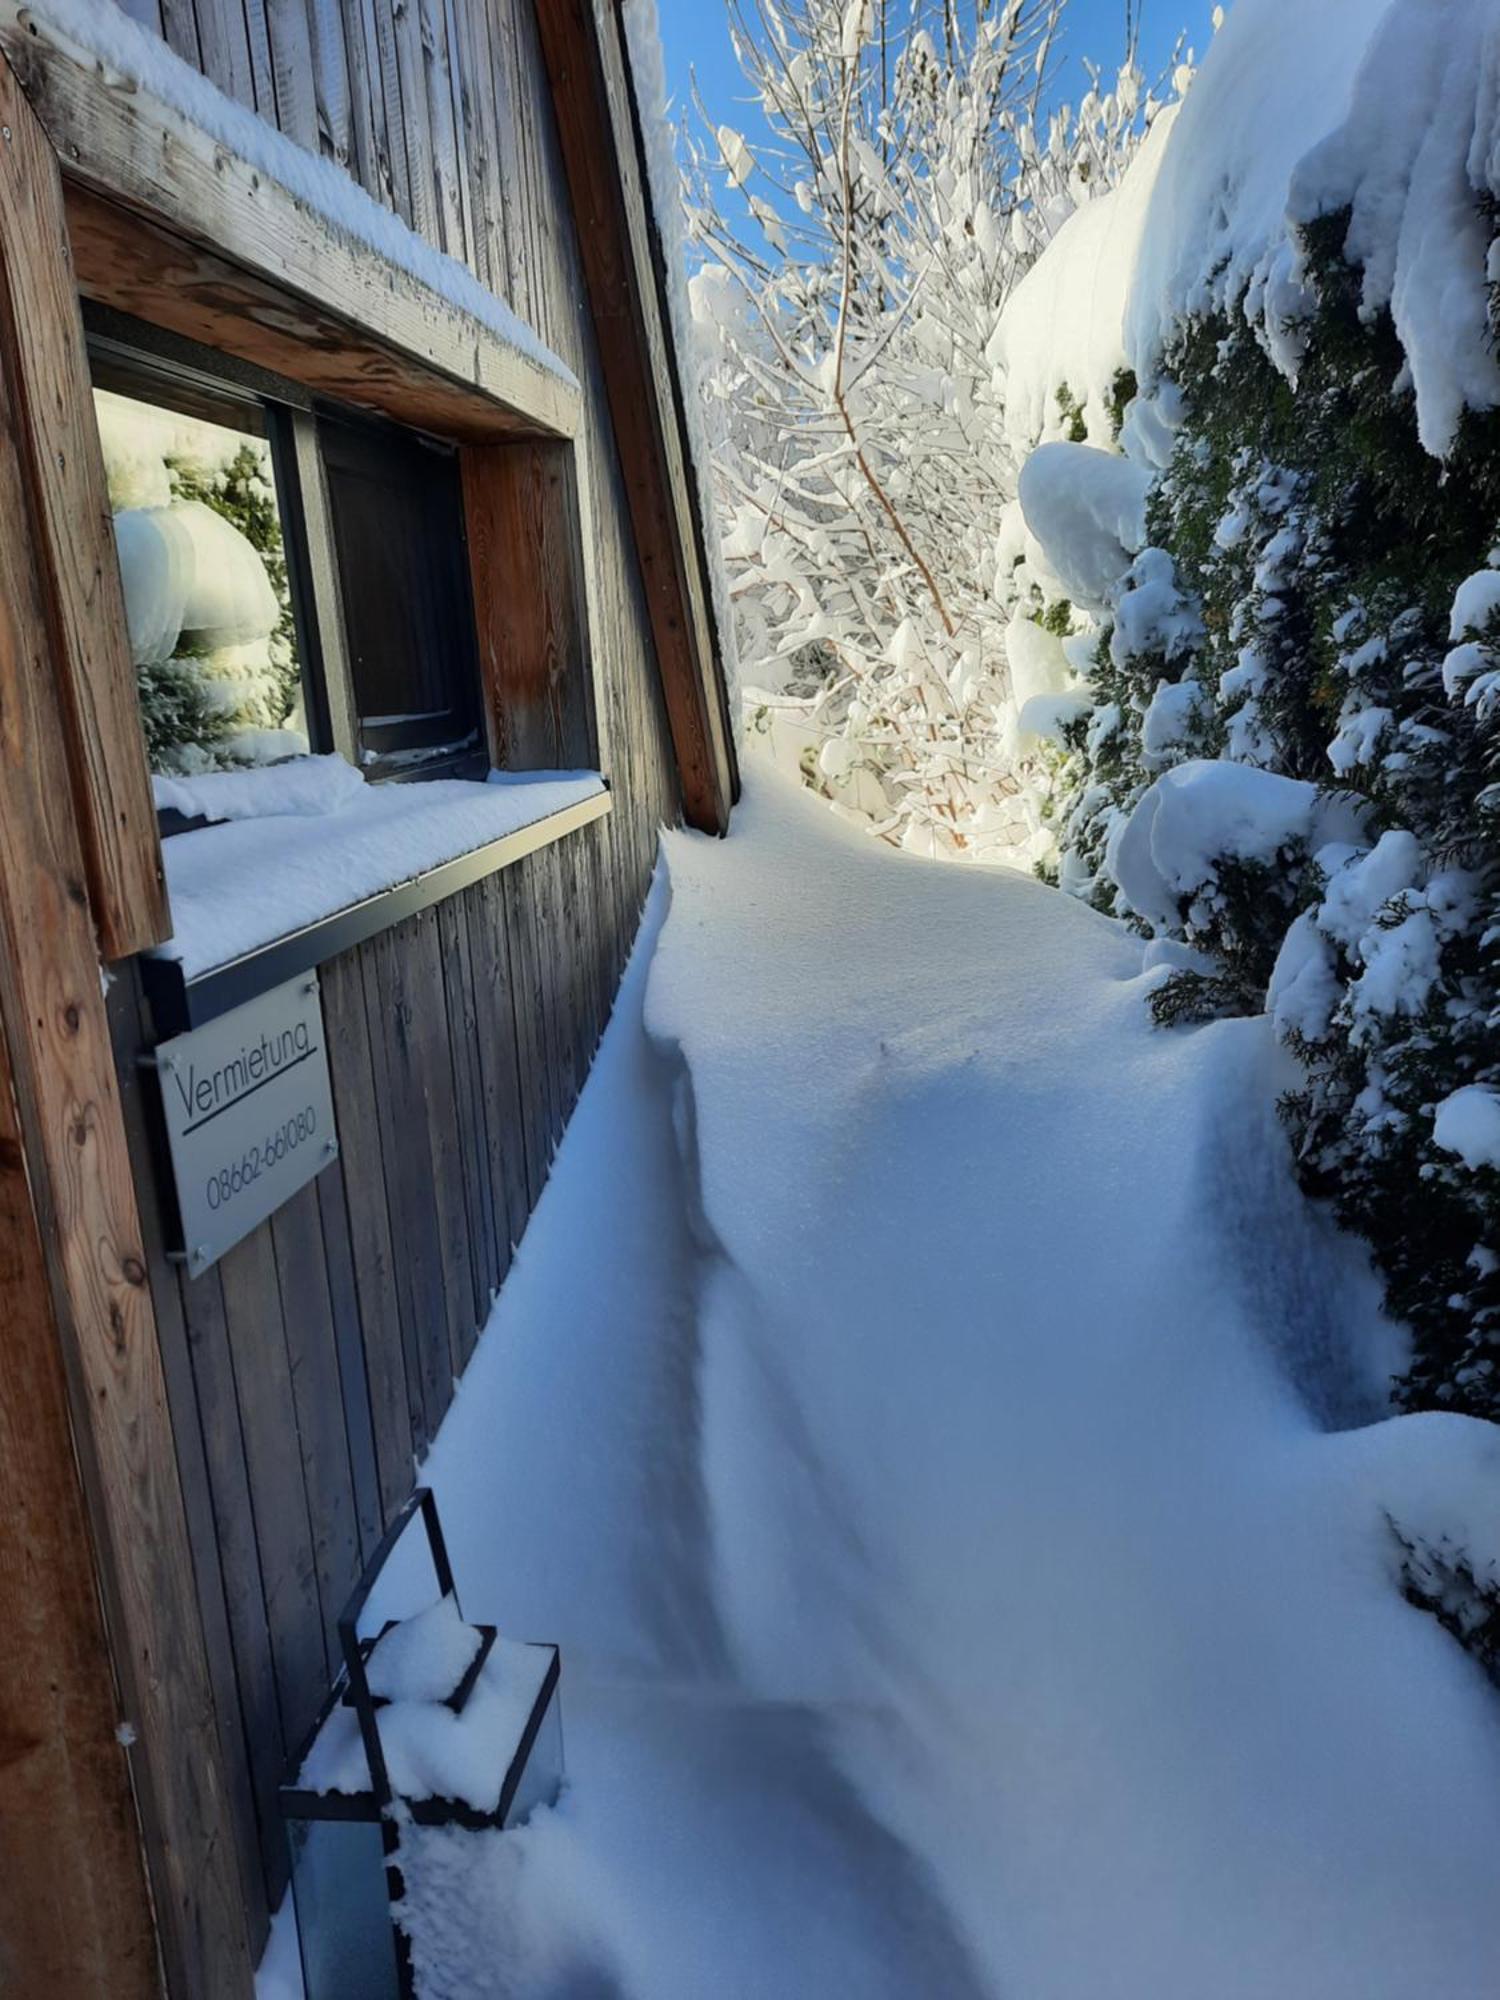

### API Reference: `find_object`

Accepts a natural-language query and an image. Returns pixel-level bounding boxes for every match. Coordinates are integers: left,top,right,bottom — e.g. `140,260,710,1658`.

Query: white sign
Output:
157,975,339,1278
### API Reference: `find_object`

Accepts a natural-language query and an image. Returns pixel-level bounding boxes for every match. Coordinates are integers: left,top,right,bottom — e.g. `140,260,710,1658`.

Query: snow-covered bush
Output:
1017,0,1500,1425
685,0,1177,861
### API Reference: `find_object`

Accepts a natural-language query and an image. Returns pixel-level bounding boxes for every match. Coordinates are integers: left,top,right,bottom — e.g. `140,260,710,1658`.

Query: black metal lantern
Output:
281,1489,563,2000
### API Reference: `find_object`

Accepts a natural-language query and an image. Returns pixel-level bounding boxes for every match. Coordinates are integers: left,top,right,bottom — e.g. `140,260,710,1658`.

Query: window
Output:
319,414,482,778
91,349,310,779
87,312,487,803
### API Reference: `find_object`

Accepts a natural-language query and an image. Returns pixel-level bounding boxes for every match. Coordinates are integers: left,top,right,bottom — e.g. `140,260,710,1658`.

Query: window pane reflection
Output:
93,384,306,776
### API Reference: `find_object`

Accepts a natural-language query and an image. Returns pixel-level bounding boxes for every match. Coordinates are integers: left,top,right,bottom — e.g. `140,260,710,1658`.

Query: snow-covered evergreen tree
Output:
1009,0,1500,1428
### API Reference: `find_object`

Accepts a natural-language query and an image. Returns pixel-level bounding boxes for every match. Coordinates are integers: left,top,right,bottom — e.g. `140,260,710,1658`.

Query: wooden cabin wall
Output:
109,814,632,1937
95,0,686,1950
111,0,683,883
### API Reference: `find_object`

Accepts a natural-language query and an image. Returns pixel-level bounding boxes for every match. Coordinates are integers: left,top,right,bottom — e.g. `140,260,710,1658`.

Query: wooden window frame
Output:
87,314,525,793
72,189,614,917
7,7,617,971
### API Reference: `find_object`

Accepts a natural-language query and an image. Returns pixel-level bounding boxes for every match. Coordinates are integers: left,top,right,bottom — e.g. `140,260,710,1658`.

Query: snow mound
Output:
1125,0,1389,382
364,1595,485,1706
1434,1085,1500,1171
995,107,1178,453
1017,441,1153,609
153,754,367,824
1116,0,1500,453
1107,759,1367,932
113,507,192,668
1268,910,1343,1043
172,500,281,648
298,1635,551,1812
1289,0,1500,455
364,769,1500,1999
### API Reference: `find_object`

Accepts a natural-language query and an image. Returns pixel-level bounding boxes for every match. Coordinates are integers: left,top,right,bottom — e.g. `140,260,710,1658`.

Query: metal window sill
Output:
140,787,611,1037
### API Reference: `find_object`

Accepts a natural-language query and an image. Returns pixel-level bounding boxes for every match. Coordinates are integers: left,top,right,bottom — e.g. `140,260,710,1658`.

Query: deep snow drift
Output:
294,775,1500,1998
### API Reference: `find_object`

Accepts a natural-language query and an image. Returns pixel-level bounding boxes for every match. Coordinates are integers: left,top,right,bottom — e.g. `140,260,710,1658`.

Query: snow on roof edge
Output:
38,0,579,395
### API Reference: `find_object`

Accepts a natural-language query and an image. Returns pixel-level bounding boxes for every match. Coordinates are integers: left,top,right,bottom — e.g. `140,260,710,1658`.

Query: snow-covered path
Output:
391,774,1500,2000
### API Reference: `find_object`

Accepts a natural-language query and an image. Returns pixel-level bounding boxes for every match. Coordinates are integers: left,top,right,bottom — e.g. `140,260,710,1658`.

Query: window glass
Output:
319,414,482,777
92,381,307,776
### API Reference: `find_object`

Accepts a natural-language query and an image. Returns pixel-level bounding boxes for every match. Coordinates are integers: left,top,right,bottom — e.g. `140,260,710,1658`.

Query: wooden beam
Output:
0,141,253,2000
0,1012,160,2000
0,0,582,442
64,179,551,445
0,57,166,958
532,0,738,834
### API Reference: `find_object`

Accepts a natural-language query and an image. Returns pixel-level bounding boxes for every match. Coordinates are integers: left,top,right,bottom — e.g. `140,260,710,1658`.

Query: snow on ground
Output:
320,770,1500,1999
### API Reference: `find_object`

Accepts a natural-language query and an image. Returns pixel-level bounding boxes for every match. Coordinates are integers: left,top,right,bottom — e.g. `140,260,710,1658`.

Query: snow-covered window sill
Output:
141,760,609,1032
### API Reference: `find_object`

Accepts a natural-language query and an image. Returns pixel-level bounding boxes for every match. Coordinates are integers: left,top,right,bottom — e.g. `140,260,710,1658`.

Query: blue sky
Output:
654,0,1222,136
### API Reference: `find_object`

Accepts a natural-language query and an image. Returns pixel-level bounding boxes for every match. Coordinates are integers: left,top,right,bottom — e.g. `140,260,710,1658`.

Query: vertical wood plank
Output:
367,0,416,224
0,1012,159,2000
270,1180,364,1666
417,0,468,258
156,0,202,66
342,0,397,210
307,0,357,165
501,851,555,1206
191,0,259,109
443,0,478,261
439,894,499,1329
539,839,582,1132
265,0,321,152
461,438,593,772
487,0,537,326
467,869,532,1272
566,816,607,1072
361,923,448,1452
179,1263,294,1909
406,908,479,1387
242,0,280,122
315,1163,386,1556
320,952,415,1517
108,968,272,1952
218,1228,329,1747
0,59,168,958
390,0,439,243
509,0,558,347
452,0,506,292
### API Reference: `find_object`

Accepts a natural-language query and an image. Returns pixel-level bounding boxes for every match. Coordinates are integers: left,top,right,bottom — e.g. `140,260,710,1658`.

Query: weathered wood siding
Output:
96,0,685,1949
111,816,635,1935
112,0,682,890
